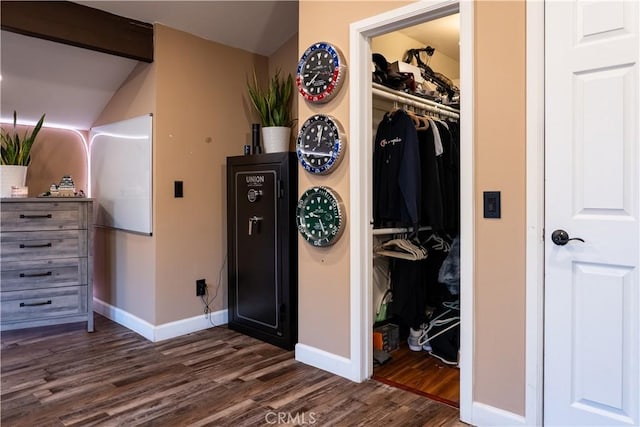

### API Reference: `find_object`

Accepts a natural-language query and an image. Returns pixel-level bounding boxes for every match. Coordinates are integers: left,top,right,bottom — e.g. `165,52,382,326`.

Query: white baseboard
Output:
154,309,228,341
93,298,156,340
471,402,526,426
295,343,360,382
93,298,227,342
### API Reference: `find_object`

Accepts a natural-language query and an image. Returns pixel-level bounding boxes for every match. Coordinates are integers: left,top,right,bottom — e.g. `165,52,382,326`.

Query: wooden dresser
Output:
0,198,94,332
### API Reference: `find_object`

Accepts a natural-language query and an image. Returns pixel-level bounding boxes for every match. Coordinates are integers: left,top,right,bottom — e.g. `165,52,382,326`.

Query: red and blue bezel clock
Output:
296,42,346,104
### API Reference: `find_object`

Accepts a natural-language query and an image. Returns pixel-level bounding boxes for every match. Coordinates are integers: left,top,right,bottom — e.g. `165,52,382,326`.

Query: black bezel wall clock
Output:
296,186,345,247
296,114,346,175
296,42,346,103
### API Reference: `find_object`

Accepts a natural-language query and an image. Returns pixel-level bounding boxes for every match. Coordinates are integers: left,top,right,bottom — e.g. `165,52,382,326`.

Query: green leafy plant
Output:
247,69,295,127
1,111,45,166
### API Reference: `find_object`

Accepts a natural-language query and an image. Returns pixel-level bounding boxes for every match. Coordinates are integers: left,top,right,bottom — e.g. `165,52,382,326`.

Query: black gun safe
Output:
227,152,298,350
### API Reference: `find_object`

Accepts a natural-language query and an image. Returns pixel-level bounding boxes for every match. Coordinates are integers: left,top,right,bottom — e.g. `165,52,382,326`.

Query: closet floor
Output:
373,341,459,407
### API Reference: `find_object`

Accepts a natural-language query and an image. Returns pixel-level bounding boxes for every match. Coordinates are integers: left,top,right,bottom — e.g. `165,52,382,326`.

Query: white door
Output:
544,0,640,426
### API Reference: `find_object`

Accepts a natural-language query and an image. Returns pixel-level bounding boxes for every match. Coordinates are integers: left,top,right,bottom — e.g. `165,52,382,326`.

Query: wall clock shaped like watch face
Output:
296,114,345,175
296,42,346,103
296,186,345,247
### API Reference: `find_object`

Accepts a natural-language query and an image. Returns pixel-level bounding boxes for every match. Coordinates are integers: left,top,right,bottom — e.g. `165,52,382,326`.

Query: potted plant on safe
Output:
247,69,295,153
0,111,45,197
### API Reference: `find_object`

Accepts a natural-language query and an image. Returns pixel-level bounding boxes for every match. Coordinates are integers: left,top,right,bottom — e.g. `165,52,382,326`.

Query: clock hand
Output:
301,151,333,158
317,125,323,147
309,73,319,85
319,219,326,234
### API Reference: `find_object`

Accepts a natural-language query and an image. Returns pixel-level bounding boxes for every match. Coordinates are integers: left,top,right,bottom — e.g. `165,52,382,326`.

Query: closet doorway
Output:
349,0,473,422
370,12,461,406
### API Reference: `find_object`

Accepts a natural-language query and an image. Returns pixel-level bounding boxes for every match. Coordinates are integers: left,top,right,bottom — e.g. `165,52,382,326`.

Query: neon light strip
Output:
1,119,90,195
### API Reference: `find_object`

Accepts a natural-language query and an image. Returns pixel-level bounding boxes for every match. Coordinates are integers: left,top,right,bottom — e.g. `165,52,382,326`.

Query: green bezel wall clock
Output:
296,41,346,103
296,186,345,247
296,114,346,175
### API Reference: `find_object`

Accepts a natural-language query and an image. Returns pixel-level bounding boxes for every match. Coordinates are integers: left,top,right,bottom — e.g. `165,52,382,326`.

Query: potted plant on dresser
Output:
0,111,45,197
247,70,295,153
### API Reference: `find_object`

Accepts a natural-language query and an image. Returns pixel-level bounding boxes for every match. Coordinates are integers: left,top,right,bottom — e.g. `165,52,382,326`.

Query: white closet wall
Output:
372,32,460,85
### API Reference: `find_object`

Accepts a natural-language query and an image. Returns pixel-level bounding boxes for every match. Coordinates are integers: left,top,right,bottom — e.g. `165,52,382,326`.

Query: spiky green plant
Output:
1,111,45,166
247,70,294,127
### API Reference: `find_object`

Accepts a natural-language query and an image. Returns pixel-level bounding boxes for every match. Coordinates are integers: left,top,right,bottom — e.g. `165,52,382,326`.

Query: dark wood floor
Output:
373,342,460,407
1,314,466,426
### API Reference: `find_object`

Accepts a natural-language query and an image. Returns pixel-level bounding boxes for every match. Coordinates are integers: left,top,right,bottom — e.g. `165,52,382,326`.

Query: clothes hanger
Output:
405,109,423,128
375,236,428,261
418,115,430,130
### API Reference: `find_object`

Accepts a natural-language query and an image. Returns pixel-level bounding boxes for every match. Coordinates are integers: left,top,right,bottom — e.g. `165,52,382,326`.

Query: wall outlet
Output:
196,279,206,296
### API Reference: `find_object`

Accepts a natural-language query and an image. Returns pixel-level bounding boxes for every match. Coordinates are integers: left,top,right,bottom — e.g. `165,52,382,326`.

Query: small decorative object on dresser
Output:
0,198,94,332
41,175,81,197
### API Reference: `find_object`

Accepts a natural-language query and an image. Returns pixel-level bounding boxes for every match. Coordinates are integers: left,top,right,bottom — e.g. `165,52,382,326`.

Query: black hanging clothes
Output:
433,120,457,234
390,257,429,330
373,109,421,229
417,126,444,231
447,120,461,234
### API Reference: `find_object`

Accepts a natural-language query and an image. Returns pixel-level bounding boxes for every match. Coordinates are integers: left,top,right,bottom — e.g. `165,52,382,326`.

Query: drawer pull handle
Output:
19,271,53,278
20,300,52,307
19,243,53,249
19,214,53,219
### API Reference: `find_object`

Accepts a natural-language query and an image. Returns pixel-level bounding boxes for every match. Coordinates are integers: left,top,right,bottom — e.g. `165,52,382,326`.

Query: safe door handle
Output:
248,216,264,236
551,229,585,246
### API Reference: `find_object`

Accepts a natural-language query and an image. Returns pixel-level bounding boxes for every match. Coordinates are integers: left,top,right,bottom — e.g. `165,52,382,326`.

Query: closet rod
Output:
372,82,460,119
372,225,432,236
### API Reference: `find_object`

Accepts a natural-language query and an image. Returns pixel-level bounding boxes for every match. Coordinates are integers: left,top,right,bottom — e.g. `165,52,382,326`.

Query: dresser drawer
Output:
1,286,88,322
0,230,87,261
0,201,87,231
1,258,87,292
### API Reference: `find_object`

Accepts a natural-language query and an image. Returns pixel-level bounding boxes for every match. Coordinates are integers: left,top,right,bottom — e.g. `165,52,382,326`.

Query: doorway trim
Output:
525,1,545,426
348,0,472,422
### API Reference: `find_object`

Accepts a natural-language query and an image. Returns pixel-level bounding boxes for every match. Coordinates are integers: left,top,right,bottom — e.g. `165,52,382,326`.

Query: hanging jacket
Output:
417,127,444,230
373,110,421,229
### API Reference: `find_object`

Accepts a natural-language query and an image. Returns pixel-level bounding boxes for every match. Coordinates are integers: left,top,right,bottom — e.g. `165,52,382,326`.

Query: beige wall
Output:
92,24,265,325
92,61,158,323
474,0,526,414
298,0,527,416
0,124,86,198
153,24,266,324
2,126,88,197
297,0,412,359
268,33,299,151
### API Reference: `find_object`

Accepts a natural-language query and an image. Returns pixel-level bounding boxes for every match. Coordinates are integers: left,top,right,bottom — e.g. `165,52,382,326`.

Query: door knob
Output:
551,229,585,246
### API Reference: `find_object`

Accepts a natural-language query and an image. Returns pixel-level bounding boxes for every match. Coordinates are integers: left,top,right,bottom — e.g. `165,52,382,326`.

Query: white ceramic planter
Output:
0,165,27,197
262,126,291,153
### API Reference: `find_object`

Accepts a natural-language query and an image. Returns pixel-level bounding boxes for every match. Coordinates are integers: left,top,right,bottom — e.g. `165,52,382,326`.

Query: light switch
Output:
483,191,500,218
174,181,183,198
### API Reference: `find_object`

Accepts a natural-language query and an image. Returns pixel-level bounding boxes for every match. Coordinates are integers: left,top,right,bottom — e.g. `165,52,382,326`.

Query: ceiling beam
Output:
1,1,153,62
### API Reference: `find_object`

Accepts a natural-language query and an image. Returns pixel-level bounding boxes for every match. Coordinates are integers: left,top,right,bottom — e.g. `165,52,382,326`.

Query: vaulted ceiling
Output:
1,1,299,130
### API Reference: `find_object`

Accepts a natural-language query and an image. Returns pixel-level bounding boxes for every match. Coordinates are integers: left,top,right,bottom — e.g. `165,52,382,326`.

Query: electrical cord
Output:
200,255,227,327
